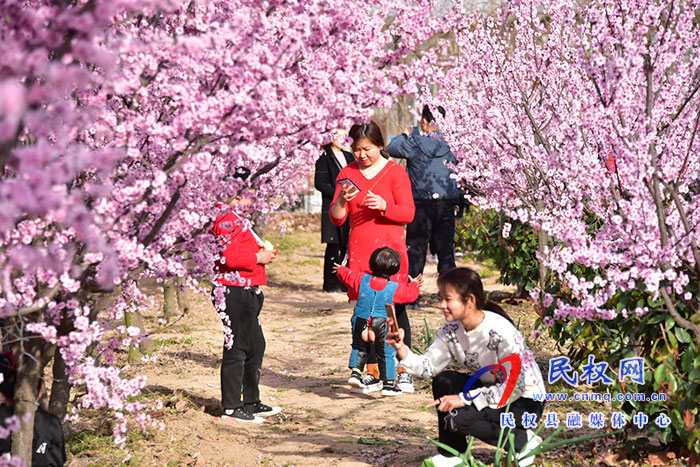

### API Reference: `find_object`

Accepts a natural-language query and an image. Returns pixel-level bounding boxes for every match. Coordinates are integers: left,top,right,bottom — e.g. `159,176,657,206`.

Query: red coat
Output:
330,160,415,300
211,210,266,286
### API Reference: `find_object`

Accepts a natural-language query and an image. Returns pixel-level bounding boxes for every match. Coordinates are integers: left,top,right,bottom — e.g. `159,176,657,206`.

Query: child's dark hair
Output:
437,267,513,324
369,247,401,279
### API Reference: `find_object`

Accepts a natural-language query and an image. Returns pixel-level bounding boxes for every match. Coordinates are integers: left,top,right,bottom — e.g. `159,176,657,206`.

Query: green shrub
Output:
455,208,539,296
541,275,700,460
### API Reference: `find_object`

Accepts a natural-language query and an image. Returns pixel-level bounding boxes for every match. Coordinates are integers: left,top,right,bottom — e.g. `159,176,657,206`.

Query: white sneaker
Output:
397,373,414,393
426,453,463,467
518,429,542,467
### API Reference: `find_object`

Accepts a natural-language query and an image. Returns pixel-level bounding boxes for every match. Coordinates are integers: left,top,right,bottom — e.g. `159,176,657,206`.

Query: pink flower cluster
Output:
411,0,700,324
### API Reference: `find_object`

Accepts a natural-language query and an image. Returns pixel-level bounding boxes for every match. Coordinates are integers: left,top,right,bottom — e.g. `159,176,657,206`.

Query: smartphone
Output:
385,304,399,334
337,178,360,192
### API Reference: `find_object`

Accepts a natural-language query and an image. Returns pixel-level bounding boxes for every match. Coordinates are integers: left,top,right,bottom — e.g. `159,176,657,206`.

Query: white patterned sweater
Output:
398,310,546,410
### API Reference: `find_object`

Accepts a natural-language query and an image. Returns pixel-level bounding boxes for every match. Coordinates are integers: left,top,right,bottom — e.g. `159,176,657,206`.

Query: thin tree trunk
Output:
537,227,550,291
176,276,190,314
125,311,156,364
11,339,55,464
48,346,70,421
162,279,178,319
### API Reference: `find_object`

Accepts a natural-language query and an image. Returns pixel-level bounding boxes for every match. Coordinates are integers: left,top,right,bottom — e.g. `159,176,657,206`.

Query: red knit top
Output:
330,160,415,300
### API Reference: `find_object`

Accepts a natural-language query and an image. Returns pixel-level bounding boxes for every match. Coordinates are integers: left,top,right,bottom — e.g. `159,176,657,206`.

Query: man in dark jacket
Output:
314,140,354,292
386,105,460,293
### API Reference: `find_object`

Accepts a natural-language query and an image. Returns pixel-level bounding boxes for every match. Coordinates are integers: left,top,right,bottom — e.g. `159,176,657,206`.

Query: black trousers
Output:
214,285,266,410
323,242,348,291
367,303,410,365
407,200,458,278
432,371,544,456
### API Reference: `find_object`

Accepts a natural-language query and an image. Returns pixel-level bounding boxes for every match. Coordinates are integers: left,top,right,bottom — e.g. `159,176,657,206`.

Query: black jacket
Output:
0,405,66,466
314,146,354,244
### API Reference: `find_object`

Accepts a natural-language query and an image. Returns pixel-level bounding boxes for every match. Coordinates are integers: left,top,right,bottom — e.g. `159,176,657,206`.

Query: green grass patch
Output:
267,231,315,253
156,336,194,347
68,427,145,461
67,430,114,456
293,258,322,268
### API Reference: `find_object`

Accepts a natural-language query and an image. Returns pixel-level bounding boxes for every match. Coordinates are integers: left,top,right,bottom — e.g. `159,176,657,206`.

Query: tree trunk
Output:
125,311,156,364
537,227,551,290
162,279,178,319
176,276,190,314
11,338,55,464
48,346,70,421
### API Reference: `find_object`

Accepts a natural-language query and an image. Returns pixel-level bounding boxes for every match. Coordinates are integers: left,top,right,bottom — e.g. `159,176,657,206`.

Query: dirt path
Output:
66,217,548,467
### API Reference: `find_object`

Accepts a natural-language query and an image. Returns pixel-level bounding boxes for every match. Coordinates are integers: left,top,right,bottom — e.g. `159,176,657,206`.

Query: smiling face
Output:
438,284,471,323
352,138,383,168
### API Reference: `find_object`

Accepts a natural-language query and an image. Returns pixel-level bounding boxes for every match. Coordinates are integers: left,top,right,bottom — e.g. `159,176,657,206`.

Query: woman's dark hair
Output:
369,247,401,279
437,267,513,324
348,121,389,159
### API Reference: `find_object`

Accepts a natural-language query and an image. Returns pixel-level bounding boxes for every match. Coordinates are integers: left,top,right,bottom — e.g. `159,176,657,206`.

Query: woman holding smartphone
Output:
330,121,416,393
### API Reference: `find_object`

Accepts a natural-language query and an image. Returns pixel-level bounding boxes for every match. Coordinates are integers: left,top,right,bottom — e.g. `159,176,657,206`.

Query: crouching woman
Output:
386,267,546,467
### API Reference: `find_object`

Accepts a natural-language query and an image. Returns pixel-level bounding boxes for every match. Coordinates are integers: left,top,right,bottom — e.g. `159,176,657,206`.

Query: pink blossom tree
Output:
426,0,700,342
415,0,700,455
0,0,437,462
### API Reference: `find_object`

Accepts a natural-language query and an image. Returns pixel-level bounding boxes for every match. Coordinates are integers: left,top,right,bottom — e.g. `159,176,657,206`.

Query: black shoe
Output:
221,407,264,423
348,370,364,388
381,382,402,396
248,402,282,417
351,374,382,394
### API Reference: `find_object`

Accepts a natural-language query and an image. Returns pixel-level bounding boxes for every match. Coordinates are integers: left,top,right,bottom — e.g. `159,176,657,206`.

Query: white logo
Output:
36,442,46,454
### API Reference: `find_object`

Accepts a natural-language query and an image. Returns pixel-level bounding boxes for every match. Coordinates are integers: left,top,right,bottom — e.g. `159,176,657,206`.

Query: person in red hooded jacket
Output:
210,206,281,423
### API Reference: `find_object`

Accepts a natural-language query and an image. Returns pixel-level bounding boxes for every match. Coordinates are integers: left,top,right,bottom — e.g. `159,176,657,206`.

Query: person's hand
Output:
385,321,404,349
427,394,468,412
409,273,424,286
365,191,386,211
402,126,412,137
337,185,360,205
331,262,342,274
256,249,277,265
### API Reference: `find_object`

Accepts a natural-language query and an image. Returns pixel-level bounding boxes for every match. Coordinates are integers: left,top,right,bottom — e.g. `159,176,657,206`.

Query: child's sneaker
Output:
249,402,282,417
361,374,383,393
351,374,382,393
381,382,402,396
397,373,414,393
348,370,364,389
221,407,264,423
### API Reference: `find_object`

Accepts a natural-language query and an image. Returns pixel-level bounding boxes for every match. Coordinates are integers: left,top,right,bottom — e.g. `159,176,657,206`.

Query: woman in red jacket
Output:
330,121,416,393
